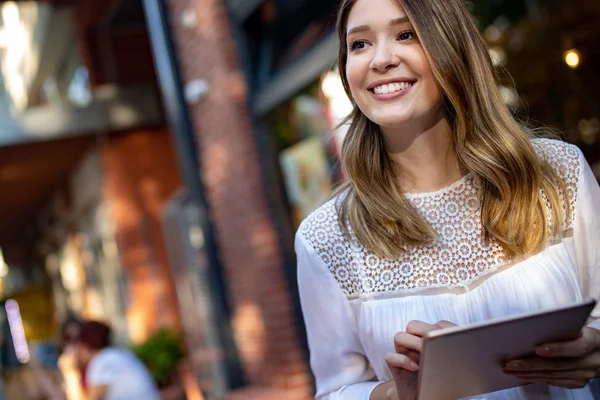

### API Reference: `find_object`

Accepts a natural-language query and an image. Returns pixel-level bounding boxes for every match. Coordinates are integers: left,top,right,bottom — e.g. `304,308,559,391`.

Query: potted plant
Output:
131,327,185,388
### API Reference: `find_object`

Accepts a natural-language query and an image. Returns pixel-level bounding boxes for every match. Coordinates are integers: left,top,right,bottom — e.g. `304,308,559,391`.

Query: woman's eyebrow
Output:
347,24,370,37
347,16,410,37
390,16,410,26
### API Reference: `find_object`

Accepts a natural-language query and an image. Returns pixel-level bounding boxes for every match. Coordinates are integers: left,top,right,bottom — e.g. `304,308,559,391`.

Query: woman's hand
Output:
504,327,600,388
385,320,456,400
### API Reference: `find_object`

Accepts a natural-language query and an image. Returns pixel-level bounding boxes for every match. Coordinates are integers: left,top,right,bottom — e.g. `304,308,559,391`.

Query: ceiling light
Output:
564,49,581,69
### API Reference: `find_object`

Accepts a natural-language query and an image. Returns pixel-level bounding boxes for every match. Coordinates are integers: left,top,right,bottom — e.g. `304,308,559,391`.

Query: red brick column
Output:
164,0,311,396
102,129,183,343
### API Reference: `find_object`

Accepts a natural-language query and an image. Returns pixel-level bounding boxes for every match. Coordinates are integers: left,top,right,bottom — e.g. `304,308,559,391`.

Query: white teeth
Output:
373,82,413,95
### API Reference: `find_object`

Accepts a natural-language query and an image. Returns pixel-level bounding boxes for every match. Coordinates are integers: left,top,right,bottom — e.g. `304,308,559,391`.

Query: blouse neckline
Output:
404,172,474,199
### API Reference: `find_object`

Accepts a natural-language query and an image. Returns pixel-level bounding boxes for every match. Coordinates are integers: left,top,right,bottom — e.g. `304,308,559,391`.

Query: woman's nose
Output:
370,44,401,72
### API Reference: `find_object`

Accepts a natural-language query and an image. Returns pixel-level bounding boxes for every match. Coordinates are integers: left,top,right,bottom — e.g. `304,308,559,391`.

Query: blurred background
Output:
0,0,596,399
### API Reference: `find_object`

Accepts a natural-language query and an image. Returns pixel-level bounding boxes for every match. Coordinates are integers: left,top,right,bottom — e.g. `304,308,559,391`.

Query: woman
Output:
73,321,160,400
295,0,600,399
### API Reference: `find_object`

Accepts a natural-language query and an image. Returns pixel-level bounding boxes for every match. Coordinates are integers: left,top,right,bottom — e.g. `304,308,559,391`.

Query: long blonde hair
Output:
336,0,568,259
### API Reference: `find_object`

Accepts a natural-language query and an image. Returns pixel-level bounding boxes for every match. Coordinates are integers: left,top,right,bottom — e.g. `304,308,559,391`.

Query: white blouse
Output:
296,139,600,399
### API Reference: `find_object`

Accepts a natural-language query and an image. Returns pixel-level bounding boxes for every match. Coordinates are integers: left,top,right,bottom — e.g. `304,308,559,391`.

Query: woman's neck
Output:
382,114,462,194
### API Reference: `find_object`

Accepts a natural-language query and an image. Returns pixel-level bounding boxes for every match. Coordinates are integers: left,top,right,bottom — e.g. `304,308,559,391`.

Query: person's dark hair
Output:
60,315,84,349
77,321,112,350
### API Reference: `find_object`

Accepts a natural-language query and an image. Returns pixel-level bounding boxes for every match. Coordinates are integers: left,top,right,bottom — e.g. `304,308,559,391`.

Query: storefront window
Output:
473,0,600,175
265,72,350,228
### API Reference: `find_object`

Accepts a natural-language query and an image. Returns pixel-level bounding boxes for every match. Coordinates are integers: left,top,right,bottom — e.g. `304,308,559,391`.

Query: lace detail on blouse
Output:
299,139,582,298
533,139,581,226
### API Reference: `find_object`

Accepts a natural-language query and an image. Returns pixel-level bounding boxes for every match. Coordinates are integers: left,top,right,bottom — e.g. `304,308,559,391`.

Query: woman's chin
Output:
369,113,413,129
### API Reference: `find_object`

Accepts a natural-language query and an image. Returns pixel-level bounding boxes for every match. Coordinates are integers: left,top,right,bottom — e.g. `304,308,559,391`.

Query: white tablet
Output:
417,298,597,400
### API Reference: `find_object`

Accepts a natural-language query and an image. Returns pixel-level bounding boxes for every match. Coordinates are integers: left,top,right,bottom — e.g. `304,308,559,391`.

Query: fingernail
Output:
506,361,523,370
410,361,420,371
535,346,551,355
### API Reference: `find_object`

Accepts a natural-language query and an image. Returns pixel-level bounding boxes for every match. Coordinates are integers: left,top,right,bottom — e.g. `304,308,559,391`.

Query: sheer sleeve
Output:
572,149,600,329
296,230,380,399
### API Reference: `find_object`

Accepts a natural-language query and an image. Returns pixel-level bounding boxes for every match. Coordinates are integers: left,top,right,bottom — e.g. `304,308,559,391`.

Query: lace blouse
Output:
296,139,600,399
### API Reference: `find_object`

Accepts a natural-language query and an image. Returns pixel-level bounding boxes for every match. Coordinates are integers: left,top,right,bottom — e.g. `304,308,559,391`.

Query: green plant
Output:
131,328,185,387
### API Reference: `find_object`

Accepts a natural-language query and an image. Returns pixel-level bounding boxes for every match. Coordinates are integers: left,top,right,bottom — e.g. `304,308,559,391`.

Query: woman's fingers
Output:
535,328,600,358
435,320,457,329
386,352,420,372
394,320,457,356
503,327,600,391
394,332,423,353
505,353,600,372
386,351,420,400
506,368,598,381
504,350,599,390
405,321,439,336
510,377,589,389
405,320,456,336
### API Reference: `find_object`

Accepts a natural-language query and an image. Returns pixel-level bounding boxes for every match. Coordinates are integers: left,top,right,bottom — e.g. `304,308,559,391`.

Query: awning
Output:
253,33,337,116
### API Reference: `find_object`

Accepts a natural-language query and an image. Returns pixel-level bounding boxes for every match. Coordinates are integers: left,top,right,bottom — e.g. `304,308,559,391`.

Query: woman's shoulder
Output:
531,138,585,224
296,194,361,297
296,192,352,254
531,137,583,179
298,196,343,240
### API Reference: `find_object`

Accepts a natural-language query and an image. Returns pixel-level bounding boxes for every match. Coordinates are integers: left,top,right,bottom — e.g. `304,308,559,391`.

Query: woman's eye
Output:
398,31,415,41
350,40,368,51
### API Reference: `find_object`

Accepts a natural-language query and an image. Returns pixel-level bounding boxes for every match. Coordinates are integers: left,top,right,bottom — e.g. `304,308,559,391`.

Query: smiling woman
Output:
295,0,600,399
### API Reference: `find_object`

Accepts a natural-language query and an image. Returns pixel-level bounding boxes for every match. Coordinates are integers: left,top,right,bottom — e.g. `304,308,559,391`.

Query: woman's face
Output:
345,0,443,130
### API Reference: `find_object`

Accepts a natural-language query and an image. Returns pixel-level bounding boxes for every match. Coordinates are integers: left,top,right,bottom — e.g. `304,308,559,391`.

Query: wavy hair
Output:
335,0,569,259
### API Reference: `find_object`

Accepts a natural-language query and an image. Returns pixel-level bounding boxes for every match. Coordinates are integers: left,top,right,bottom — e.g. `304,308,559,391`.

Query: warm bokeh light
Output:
0,1,41,111
564,49,581,69
232,302,266,377
321,70,353,120
0,247,8,277
489,47,507,67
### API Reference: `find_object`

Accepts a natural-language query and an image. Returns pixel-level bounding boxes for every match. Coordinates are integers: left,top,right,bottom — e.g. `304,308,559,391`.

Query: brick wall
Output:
164,0,312,396
102,128,183,343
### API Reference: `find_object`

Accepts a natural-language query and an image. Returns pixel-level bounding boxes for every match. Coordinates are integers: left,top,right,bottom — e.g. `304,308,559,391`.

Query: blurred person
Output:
296,0,600,399
28,315,86,400
73,321,159,400
59,316,87,400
